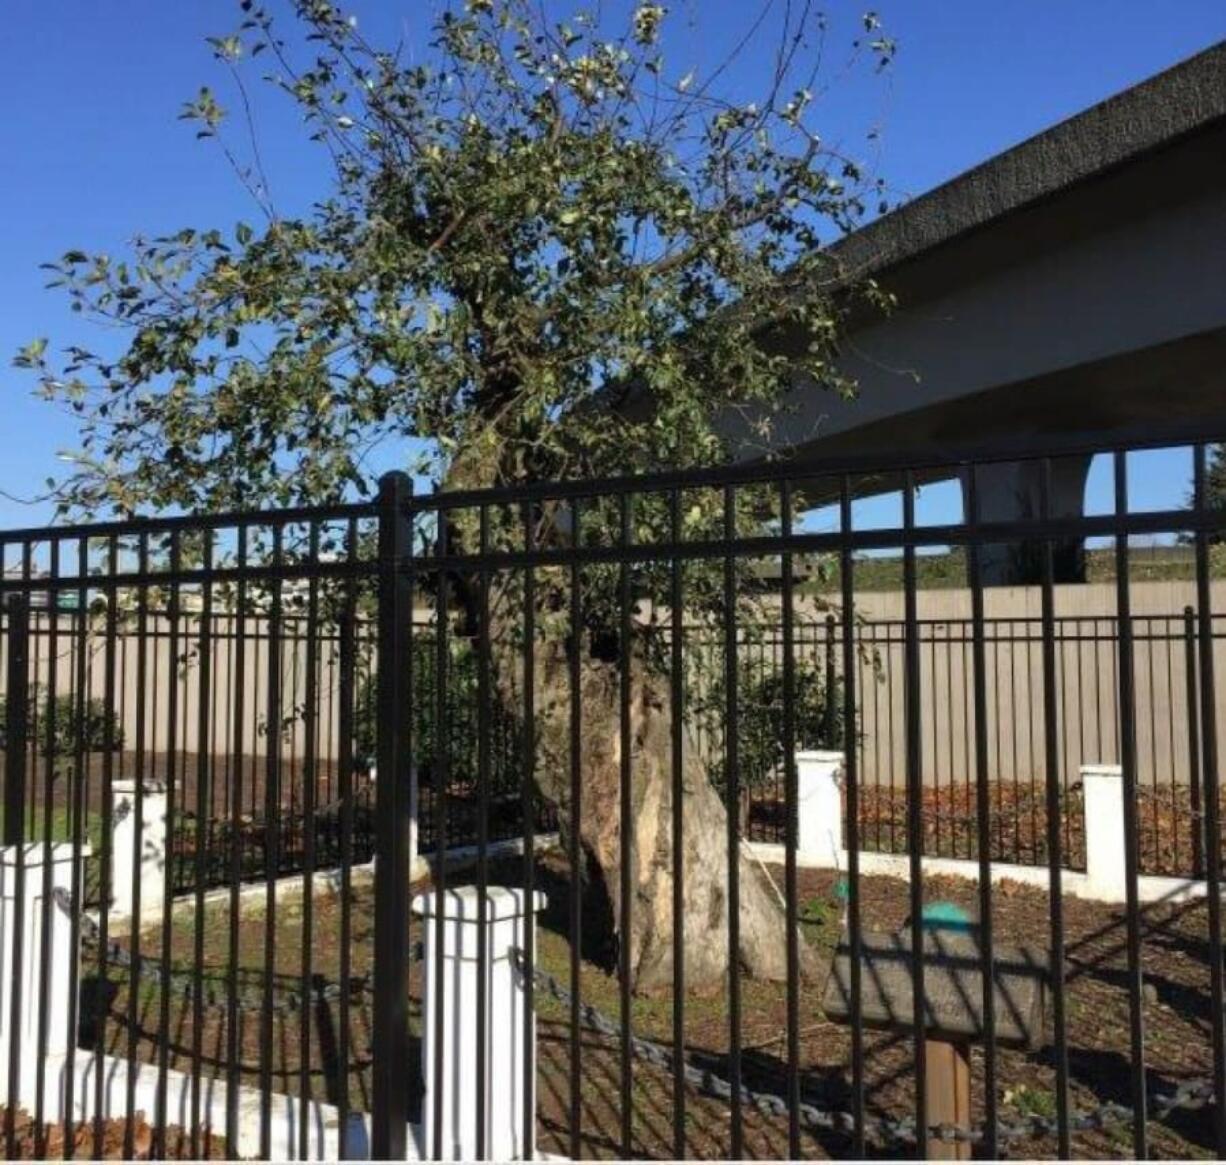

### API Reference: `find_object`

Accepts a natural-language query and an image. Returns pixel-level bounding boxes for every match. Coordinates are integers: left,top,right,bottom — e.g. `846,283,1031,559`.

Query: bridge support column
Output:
962,454,1092,585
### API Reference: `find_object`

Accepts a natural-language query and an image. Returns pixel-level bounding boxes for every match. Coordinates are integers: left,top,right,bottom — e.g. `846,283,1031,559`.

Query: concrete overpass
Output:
751,41,1226,581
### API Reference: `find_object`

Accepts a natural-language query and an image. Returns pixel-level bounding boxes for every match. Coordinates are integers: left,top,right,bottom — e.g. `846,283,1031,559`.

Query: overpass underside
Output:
780,328,1226,584
735,81,1226,584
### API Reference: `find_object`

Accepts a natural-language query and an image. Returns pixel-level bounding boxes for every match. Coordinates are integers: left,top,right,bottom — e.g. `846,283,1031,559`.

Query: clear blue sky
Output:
1,2,1221,530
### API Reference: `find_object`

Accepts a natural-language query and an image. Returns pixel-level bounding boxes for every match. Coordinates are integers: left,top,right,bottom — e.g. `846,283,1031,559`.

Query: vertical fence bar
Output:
372,471,414,1160
34,546,60,1157
930,629,943,858
476,517,500,1150
64,538,89,1160
217,605,230,880
1184,606,1204,878
260,524,284,1159
567,500,584,1160
18,550,31,858
779,480,800,1158
476,505,492,1162
336,522,358,1159
521,499,538,1160
2,593,27,845
962,620,974,863
250,628,262,823
823,612,837,743
721,484,744,1160
869,622,883,853
154,531,182,1155
92,538,118,1155
298,524,321,1160
1039,459,1071,1157
1193,443,1226,1155
3,592,29,1159
902,471,927,1156
226,525,248,1150
893,622,902,856
1058,619,1073,865
1162,619,1178,875
669,487,686,1160
965,465,999,1157
1024,617,1037,866
619,491,635,1159
1150,618,1162,870
122,531,150,1158
839,476,866,1156
992,629,1004,862
1113,450,1148,1158
951,624,962,859
432,503,449,1160
190,534,213,1156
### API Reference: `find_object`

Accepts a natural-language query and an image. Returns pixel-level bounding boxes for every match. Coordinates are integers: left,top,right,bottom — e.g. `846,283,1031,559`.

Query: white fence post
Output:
111,779,167,925
0,843,87,1078
413,885,546,1161
796,750,845,867
1082,763,1126,899
368,764,418,874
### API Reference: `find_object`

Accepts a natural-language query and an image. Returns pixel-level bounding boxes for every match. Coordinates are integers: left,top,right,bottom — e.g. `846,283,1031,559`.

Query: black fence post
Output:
372,471,415,1160
4,594,29,846
3,591,29,1158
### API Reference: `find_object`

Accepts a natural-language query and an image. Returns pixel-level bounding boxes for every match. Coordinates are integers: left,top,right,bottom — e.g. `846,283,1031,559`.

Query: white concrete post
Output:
796,750,845,867
0,843,88,1073
367,763,417,874
111,779,167,924
1082,763,1126,899
413,885,546,1161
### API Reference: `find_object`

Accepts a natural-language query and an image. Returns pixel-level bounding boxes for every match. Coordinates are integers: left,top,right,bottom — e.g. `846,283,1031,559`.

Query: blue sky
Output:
1,2,1222,531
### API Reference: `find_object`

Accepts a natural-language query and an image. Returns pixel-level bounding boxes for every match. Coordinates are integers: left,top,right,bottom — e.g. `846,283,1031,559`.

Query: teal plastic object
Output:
921,900,973,931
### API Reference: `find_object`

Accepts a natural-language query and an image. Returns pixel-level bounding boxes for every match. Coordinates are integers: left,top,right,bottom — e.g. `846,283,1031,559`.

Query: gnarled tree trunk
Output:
444,457,819,995
528,628,822,994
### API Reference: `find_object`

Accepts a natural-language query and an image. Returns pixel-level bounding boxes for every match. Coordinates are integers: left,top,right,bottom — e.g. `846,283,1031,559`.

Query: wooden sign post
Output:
925,1035,971,1160
822,922,1047,1159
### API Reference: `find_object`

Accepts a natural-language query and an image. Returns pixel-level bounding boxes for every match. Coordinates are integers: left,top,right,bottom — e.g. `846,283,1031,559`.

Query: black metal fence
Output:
6,602,1219,905
708,610,1226,876
0,607,554,902
0,435,1220,1160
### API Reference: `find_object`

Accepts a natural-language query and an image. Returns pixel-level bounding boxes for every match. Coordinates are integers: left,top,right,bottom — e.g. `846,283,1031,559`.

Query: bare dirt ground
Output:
85,848,1220,1160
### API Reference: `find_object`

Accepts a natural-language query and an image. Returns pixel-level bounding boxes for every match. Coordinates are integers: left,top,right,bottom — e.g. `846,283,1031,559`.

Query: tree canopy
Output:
17,0,894,520
13,1,899,993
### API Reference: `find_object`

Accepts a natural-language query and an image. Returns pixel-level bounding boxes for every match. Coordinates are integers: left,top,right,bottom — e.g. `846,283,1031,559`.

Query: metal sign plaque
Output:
822,926,1048,1049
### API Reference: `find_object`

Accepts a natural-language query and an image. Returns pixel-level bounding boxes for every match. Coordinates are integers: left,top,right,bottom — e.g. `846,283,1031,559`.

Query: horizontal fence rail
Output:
0,437,1218,1160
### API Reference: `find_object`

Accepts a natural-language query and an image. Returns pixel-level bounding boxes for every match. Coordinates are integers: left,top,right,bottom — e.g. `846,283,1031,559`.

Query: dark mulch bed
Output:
86,847,1220,1160
0,1108,227,1159
3,750,549,900
750,779,1221,880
